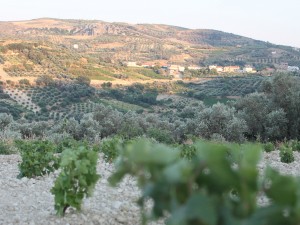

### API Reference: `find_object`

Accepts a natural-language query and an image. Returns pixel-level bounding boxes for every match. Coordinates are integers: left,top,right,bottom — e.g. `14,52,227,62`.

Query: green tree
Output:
76,76,91,86
0,113,13,131
36,75,54,86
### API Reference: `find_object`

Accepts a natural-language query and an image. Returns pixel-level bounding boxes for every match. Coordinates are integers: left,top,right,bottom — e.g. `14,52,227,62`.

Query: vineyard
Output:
1,16,300,225
0,74,270,122
0,80,150,121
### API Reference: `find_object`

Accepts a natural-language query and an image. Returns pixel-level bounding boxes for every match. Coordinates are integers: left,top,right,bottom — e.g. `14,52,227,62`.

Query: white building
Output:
168,65,184,78
288,66,300,72
216,66,224,73
243,65,255,73
125,62,140,67
188,66,202,70
178,66,185,72
209,65,217,70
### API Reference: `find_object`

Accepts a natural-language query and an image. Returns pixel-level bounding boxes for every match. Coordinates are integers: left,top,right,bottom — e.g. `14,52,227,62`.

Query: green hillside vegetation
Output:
0,18,300,74
2,18,300,224
0,73,299,144
1,72,300,224
185,75,267,99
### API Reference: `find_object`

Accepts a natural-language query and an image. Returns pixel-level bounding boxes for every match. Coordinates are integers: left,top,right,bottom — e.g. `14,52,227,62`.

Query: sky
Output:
1,0,300,47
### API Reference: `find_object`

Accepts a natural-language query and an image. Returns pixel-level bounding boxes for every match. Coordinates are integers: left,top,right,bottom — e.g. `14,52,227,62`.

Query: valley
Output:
1,18,300,225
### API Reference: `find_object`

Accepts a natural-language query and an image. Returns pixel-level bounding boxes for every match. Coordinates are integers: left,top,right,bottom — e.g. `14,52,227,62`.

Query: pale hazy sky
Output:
1,0,300,47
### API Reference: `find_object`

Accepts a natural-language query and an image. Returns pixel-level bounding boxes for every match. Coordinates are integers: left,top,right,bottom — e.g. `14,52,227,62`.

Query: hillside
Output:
0,18,299,70
1,18,299,122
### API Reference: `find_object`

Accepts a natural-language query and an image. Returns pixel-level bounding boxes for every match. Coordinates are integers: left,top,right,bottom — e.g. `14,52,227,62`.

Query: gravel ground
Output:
0,154,143,225
1,151,300,225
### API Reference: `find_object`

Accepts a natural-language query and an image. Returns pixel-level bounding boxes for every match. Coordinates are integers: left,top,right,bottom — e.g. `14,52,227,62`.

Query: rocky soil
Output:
0,154,143,225
1,151,300,225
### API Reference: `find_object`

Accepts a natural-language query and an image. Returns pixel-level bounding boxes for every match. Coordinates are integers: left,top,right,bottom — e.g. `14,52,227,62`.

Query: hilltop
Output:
0,18,299,70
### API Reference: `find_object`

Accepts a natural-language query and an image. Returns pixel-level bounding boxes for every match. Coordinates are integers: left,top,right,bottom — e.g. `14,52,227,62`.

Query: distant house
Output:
168,65,184,78
216,66,224,73
288,66,300,72
243,65,255,73
223,66,240,73
188,66,202,70
209,65,217,70
168,65,179,75
141,63,154,68
125,62,140,67
178,66,185,72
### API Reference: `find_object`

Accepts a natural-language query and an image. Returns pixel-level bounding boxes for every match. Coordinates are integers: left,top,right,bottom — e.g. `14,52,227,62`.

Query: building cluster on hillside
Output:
124,61,256,74
208,65,256,73
275,63,300,72
124,61,300,78
124,61,185,78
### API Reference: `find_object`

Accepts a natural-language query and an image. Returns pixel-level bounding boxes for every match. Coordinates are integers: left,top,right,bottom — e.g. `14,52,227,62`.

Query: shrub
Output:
263,142,275,152
180,144,196,160
100,136,123,162
279,145,294,163
19,79,30,86
0,141,12,155
109,140,263,224
147,128,174,144
76,76,91,85
51,145,100,216
55,138,79,153
289,140,300,152
109,139,300,225
16,140,59,178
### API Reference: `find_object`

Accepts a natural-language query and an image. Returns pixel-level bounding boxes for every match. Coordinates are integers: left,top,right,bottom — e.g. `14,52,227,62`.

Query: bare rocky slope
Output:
1,151,300,225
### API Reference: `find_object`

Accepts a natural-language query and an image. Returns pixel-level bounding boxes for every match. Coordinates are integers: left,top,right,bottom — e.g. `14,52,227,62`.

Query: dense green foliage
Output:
110,139,300,225
2,21,300,224
51,145,100,216
179,144,197,160
185,76,266,98
289,140,300,152
1,74,300,146
0,141,12,155
279,145,295,163
100,83,158,107
0,101,27,120
16,140,59,178
99,136,123,162
263,142,275,152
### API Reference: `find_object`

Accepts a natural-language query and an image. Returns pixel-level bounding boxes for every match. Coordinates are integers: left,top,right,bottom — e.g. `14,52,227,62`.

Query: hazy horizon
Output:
1,0,300,47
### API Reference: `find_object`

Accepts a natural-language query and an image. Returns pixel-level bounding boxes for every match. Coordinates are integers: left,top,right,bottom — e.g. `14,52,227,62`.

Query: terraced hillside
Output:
0,18,299,70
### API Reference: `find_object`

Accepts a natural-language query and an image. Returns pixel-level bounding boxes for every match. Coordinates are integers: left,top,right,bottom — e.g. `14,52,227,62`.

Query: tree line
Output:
0,74,300,145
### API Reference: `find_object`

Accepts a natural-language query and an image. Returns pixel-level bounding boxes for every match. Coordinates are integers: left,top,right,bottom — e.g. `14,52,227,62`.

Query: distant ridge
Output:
0,18,299,66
